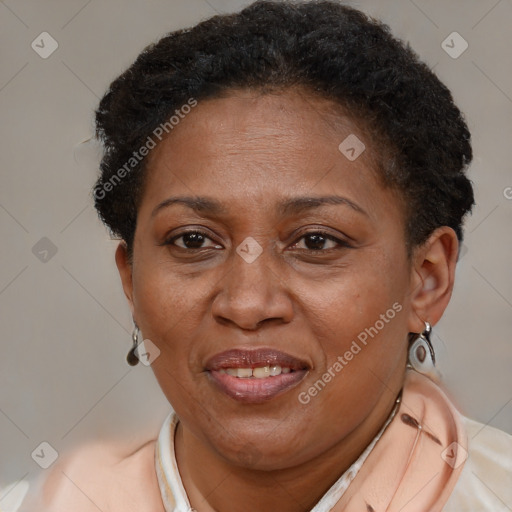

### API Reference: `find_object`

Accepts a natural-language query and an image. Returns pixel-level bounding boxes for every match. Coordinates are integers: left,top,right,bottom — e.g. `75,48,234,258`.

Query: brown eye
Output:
290,231,350,252
166,230,221,250
302,233,336,250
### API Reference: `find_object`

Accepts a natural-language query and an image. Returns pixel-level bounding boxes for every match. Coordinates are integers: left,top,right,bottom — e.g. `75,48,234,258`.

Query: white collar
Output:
155,397,401,512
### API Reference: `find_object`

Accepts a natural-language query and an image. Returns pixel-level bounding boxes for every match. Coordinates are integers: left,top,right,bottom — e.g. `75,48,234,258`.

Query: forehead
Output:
148,88,374,163
140,88,395,222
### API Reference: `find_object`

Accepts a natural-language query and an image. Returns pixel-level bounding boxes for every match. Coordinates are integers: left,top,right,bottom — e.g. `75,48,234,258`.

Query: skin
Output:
116,88,459,512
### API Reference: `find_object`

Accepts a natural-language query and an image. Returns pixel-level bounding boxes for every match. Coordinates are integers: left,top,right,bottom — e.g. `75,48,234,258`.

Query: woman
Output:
20,1,511,511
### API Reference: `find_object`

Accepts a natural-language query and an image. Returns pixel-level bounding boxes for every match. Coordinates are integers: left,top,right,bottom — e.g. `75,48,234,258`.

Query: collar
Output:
154,370,466,512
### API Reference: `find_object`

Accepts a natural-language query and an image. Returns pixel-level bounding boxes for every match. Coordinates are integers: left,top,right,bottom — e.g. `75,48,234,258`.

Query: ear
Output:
407,227,459,333
115,241,135,317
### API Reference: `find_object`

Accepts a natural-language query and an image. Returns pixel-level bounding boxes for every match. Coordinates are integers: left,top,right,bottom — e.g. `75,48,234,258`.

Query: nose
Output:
211,243,294,331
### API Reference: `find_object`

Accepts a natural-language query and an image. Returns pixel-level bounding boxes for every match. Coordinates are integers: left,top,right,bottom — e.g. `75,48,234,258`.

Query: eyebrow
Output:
279,195,367,217
151,195,367,218
151,196,228,218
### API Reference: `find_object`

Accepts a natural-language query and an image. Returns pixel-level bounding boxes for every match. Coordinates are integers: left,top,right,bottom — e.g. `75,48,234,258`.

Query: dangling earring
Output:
127,324,140,366
407,322,436,374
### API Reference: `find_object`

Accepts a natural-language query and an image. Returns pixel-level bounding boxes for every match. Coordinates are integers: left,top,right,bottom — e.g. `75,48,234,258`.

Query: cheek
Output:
132,264,211,408
301,255,408,400
130,262,208,390
133,255,205,331
295,251,408,354
290,262,408,445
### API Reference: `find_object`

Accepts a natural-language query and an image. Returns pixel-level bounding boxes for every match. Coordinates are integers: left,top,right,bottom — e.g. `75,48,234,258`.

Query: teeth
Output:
253,366,270,378
269,365,281,376
218,365,292,378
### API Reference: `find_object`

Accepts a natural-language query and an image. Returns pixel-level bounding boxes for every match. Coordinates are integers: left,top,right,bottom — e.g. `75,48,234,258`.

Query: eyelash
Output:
163,229,351,254
290,230,352,253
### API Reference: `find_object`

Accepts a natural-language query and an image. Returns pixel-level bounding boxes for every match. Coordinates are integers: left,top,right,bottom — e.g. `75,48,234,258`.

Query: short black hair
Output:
93,0,474,259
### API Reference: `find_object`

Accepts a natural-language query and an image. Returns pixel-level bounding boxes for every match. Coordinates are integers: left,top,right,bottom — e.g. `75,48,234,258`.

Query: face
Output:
122,88,419,470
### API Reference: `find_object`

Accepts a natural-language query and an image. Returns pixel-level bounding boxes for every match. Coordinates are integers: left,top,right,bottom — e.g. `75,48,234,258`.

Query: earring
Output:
127,324,140,366
407,322,436,374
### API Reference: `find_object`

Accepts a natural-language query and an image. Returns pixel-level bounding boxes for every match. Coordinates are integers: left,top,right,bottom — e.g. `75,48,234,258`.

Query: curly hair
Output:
93,0,474,260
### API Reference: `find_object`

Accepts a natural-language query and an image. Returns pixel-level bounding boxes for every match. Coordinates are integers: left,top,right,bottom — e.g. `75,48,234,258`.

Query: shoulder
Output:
444,415,512,511
37,438,164,512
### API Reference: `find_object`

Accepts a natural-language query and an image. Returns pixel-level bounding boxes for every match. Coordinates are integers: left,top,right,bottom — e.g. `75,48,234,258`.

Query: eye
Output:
162,228,350,253
289,231,351,253
164,230,222,250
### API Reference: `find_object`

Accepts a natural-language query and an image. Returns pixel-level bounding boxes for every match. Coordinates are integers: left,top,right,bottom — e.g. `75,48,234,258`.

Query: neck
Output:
174,389,402,512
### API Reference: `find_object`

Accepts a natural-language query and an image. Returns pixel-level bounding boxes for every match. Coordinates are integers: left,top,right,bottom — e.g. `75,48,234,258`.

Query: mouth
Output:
205,348,310,403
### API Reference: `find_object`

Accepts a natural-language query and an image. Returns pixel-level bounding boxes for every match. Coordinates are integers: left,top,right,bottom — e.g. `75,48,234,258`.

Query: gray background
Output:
1,0,511,500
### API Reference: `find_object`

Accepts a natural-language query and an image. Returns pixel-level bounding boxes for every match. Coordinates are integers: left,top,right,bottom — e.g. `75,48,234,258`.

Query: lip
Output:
206,348,310,371
205,348,310,403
